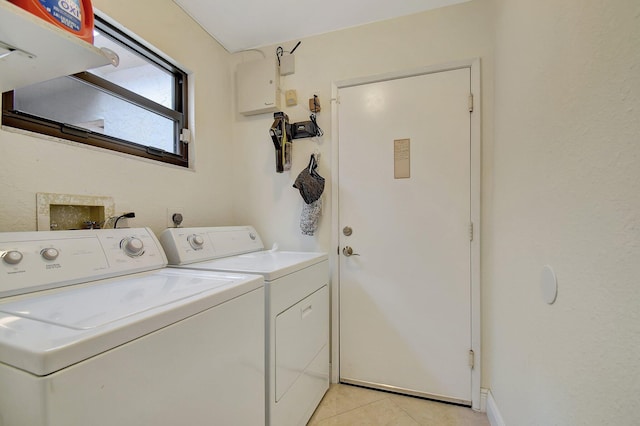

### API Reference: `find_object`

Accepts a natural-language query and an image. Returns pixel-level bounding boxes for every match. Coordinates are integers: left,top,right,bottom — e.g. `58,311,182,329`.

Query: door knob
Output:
342,246,360,257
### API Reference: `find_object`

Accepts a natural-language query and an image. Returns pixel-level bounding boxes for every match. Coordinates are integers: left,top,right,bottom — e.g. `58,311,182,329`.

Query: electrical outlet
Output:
167,207,184,228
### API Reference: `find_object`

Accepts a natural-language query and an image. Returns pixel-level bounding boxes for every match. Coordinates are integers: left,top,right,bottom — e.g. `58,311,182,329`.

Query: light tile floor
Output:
308,384,490,426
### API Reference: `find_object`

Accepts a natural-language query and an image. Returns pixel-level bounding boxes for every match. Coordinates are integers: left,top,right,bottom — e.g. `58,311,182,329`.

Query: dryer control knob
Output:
2,250,23,265
120,237,145,257
188,234,204,250
41,248,59,261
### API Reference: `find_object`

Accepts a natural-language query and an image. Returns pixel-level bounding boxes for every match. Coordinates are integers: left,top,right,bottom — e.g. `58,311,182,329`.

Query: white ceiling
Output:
173,0,470,53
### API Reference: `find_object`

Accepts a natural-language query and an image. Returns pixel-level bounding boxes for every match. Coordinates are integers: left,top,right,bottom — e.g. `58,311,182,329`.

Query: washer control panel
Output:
0,228,167,298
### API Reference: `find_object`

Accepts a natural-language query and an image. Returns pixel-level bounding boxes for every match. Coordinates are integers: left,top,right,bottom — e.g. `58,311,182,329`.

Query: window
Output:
2,16,189,167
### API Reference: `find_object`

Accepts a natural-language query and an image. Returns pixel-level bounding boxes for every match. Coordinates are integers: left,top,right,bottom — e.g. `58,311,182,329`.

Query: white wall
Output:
230,0,494,255
488,0,640,424
0,0,235,234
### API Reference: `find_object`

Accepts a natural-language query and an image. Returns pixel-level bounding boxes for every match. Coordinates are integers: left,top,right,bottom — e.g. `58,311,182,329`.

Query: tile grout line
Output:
387,397,422,425
384,396,423,426
312,394,394,424
310,385,490,426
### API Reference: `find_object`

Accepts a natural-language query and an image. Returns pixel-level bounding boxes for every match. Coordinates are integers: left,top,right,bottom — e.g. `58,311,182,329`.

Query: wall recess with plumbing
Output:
36,193,115,230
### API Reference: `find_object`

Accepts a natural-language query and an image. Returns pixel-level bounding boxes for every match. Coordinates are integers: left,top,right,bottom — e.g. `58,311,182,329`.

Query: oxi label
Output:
38,0,82,32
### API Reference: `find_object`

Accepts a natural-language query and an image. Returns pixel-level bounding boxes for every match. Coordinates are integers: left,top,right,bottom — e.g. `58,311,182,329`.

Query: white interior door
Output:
338,67,472,404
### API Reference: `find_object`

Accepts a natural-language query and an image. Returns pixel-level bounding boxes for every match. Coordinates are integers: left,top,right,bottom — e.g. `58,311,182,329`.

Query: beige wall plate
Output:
285,89,298,106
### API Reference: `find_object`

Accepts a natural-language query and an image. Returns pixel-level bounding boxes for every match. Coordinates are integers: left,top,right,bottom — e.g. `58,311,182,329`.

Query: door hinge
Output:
469,222,474,242
469,349,475,369
468,93,474,113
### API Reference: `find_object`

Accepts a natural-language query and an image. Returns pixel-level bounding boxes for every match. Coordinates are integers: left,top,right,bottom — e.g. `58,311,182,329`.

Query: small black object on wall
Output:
269,112,292,173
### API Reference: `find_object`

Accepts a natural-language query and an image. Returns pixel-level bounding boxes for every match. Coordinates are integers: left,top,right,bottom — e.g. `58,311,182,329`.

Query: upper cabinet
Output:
0,1,115,93
236,57,281,116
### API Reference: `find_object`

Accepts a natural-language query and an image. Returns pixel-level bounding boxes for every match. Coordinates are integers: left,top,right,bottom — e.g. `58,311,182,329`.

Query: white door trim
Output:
330,58,482,410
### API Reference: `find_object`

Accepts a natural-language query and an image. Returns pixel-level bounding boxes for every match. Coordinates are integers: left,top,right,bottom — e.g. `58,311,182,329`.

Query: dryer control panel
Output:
160,226,264,265
0,228,167,298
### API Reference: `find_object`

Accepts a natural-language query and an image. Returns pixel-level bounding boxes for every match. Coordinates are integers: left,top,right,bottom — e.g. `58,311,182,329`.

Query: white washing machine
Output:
160,226,329,426
0,228,264,426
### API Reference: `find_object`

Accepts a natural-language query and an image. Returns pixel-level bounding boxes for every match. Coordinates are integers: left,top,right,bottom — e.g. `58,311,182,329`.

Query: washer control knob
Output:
2,250,23,265
41,248,59,261
120,237,145,257
188,234,205,250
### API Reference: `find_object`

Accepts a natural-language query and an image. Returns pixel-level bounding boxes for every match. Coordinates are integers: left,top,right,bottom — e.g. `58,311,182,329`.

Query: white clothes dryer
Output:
0,228,264,426
160,226,329,426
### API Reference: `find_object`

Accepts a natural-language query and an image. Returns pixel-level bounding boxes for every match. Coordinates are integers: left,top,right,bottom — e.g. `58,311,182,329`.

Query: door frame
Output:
330,58,482,410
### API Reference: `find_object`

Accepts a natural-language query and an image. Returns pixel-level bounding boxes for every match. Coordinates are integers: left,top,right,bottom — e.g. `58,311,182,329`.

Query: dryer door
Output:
275,285,328,401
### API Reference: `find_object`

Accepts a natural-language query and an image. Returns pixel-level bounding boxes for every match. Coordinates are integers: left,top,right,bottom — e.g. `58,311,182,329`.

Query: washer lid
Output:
176,251,328,281
0,269,263,376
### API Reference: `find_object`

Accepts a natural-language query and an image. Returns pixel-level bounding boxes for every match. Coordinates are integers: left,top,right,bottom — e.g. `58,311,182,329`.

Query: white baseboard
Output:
479,388,488,412
486,390,506,426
